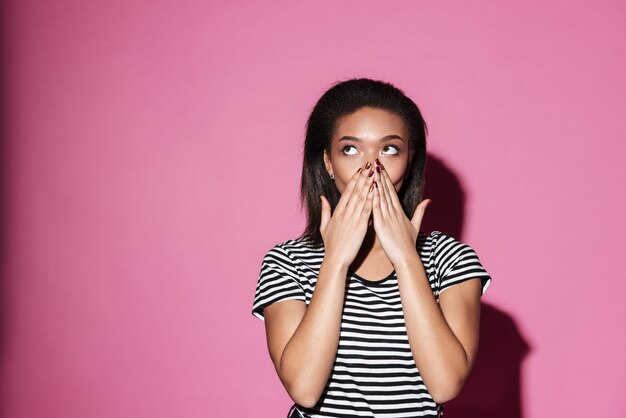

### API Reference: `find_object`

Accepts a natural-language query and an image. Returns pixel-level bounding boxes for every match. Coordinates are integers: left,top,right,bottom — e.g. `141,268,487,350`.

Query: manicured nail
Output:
375,158,380,165
369,183,374,192
365,162,372,169
357,167,363,174
376,166,380,173
368,168,374,177
374,181,378,188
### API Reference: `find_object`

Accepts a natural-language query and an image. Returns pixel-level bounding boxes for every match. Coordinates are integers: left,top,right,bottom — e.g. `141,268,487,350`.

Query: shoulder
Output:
253,236,320,320
262,235,324,269
424,231,492,295
415,230,474,264
416,230,457,255
424,230,475,258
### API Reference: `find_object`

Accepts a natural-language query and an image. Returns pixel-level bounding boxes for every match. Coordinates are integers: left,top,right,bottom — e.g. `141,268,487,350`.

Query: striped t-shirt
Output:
252,231,492,417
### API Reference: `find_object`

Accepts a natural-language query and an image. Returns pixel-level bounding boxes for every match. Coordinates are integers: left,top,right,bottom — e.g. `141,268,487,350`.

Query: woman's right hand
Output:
319,163,375,268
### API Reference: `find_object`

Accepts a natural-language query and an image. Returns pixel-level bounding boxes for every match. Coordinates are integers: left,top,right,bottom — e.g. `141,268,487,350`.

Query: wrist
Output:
392,250,422,272
321,255,351,276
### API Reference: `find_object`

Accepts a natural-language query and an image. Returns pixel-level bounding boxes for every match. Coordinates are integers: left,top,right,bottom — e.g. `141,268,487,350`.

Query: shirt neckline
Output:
348,269,396,286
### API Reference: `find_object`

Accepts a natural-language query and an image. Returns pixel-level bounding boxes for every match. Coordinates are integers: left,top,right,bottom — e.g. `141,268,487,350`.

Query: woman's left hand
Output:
372,160,431,267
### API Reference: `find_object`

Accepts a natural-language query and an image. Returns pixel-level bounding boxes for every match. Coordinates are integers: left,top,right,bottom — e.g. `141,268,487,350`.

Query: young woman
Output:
252,78,492,417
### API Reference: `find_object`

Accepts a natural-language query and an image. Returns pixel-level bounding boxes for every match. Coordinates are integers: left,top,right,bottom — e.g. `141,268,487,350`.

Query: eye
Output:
382,145,399,155
341,145,359,155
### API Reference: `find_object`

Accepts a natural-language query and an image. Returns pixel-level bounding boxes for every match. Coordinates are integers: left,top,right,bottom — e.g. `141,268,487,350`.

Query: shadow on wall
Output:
423,155,530,418
446,304,530,418
0,0,7,416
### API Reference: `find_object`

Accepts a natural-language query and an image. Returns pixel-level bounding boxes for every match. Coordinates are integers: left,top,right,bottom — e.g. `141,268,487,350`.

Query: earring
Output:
330,173,335,180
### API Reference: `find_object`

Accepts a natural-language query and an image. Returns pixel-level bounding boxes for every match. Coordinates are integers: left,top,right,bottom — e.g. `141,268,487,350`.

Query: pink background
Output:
2,1,625,417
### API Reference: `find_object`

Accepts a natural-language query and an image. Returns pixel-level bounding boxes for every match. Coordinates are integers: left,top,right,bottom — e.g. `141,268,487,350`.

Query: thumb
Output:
411,199,432,231
320,195,331,232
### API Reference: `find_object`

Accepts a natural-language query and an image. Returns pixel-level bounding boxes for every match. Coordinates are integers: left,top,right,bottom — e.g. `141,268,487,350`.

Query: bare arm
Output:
372,161,483,403
264,260,348,408
263,164,375,408
395,256,482,403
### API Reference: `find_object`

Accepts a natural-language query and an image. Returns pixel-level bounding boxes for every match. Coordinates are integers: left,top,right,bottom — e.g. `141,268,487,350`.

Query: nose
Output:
363,148,378,163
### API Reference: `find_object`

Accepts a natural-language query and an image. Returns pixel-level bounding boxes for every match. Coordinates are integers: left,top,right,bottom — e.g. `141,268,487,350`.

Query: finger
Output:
348,167,375,216
381,168,401,221
346,163,374,214
360,176,376,217
379,162,403,211
335,165,367,212
378,164,396,215
320,195,331,232
363,176,377,213
372,178,383,222
374,167,391,217
410,198,432,231
378,166,392,211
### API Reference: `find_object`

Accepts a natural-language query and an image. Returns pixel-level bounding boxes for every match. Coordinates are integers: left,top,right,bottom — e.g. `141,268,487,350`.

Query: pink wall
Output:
2,1,625,417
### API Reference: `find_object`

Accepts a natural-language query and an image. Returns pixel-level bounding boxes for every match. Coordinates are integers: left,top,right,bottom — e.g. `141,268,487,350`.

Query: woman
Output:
252,78,492,417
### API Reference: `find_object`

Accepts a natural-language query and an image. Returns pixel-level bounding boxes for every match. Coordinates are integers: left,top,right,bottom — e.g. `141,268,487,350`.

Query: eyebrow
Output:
338,135,405,143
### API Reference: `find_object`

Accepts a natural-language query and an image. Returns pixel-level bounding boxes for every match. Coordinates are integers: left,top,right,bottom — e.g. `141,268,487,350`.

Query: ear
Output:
323,149,334,178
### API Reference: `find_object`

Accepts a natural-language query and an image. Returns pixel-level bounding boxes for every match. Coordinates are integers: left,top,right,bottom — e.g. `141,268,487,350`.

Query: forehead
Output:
333,107,407,139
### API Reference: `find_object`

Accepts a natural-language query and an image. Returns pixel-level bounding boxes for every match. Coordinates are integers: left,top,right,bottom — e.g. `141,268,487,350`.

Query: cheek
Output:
332,158,365,194
335,171,357,194
384,162,408,191
391,174,404,192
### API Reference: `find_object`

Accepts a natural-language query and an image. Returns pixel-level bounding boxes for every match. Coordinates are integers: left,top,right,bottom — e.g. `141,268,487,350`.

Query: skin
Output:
264,107,483,408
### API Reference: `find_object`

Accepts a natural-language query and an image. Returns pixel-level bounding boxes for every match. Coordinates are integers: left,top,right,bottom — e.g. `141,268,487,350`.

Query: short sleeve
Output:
251,244,307,320
433,233,492,295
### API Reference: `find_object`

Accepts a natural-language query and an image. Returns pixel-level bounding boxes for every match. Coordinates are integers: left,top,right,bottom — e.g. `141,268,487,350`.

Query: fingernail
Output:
374,181,378,188
375,158,380,166
368,168,374,177
357,167,363,174
365,162,372,169
376,166,380,173
369,183,374,192
380,162,385,171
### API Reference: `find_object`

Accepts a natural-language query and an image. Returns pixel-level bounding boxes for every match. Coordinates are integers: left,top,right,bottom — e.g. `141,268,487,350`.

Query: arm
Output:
264,260,348,408
263,164,376,408
395,256,482,403
372,163,482,403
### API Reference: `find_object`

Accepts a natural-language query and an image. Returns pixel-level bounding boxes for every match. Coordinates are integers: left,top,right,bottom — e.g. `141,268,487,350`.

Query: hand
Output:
372,160,431,266
320,163,376,269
